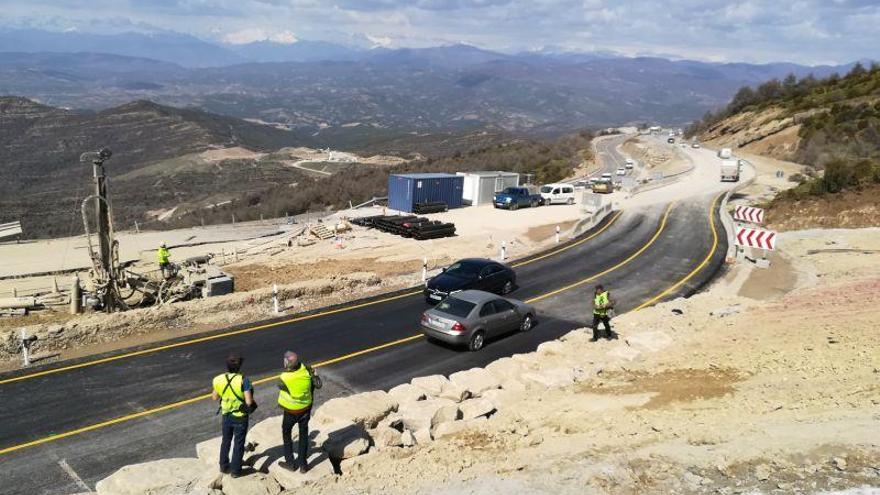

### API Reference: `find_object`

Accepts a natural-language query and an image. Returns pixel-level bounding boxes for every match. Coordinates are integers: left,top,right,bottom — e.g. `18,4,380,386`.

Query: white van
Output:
539,183,576,205
624,158,635,169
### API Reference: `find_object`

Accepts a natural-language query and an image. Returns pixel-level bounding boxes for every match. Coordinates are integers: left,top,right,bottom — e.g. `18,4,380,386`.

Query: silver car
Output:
420,290,536,351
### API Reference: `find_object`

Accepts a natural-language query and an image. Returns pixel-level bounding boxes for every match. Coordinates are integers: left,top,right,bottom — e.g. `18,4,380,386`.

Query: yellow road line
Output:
526,202,674,304
0,334,426,456
0,208,667,458
0,211,622,387
633,192,722,311
0,197,723,457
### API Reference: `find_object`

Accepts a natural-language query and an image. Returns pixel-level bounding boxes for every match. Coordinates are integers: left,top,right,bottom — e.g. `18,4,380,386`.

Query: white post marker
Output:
422,257,428,282
556,225,561,244
501,240,507,260
273,283,280,314
20,329,29,367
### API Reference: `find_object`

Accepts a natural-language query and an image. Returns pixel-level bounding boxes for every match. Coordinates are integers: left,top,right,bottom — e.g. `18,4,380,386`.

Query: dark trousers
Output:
592,313,613,339
282,409,311,467
219,414,249,474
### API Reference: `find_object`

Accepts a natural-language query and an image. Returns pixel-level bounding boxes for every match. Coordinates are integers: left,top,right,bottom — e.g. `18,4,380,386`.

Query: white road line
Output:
58,459,93,493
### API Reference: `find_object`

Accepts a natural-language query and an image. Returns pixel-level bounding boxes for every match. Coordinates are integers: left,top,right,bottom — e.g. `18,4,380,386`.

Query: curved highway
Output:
0,139,728,494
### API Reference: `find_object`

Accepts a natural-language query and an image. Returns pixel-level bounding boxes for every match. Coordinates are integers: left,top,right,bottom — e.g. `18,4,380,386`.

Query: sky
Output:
1,0,878,64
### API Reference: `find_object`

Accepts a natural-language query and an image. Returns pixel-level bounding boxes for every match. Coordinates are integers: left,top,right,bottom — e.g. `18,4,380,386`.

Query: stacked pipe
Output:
412,201,448,214
351,215,456,240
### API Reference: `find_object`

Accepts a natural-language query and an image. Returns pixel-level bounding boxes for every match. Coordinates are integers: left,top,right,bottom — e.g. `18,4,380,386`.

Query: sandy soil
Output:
301,226,880,495
623,136,692,177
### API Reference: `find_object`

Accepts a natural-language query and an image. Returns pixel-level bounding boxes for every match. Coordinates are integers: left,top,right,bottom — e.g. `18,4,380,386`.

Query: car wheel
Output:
566,198,574,205
530,200,538,208
520,314,534,332
468,331,485,352
509,202,518,211
501,280,514,294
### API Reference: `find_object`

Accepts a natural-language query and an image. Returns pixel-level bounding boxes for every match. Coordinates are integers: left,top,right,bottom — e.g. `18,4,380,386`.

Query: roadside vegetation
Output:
689,63,880,207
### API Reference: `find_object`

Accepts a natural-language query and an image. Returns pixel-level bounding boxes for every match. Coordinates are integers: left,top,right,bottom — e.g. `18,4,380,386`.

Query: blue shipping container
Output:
388,173,464,213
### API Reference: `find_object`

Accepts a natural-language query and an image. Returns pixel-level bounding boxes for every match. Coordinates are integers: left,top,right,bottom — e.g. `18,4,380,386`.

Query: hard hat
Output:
160,242,167,248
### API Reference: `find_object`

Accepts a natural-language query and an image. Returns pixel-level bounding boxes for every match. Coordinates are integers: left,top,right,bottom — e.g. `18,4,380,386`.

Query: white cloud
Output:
222,27,298,44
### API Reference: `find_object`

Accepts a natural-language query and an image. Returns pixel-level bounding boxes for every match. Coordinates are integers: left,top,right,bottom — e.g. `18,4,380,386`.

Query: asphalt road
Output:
0,145,727,494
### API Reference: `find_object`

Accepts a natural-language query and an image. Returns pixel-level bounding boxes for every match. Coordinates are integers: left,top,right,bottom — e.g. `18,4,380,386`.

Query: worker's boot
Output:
590,328,600,342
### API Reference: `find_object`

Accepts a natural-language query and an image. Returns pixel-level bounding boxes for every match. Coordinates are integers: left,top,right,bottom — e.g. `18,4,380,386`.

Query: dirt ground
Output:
623,136,692,177
301,225,880,495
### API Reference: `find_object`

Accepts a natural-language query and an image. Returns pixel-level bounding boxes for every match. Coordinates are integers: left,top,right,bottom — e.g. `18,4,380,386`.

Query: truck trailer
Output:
720,160,740,182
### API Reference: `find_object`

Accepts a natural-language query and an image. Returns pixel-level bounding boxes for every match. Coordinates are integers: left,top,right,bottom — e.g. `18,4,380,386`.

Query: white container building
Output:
456,171,520,206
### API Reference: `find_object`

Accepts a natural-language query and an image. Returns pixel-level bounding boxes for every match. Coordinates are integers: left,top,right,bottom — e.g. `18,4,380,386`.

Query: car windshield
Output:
540,186,553,193
444,261,480,278
435,298,476,318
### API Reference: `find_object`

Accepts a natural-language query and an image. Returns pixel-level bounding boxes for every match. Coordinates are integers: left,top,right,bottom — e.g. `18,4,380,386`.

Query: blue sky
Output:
1,0,878,64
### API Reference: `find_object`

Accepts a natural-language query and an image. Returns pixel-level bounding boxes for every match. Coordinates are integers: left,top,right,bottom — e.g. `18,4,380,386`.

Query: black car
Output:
424,258,516,303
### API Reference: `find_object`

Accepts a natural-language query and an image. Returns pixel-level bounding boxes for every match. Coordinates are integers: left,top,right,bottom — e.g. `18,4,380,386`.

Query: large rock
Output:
96,458,217,495
312,390,397,429
520,367,576,389
485,357,529,382
411,375,449,397
266,454,332,491
196,416,287,471
221,472,281,495
437,381,470,403
369,426,403,449
320,421,371,460
458,397,496,420
481,388,524,410
398,398,459,432
387,383,426,403
448,368,501,397
433,417,489,440
413,428,432,444
400,429,416,447
536,340,568,355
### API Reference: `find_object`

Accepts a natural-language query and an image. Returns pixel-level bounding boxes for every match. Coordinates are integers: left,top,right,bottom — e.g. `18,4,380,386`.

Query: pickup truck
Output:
493,187,543,210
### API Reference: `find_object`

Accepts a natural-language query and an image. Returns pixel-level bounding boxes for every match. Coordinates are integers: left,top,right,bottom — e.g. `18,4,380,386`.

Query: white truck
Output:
718,148,732,159
720,160,740,182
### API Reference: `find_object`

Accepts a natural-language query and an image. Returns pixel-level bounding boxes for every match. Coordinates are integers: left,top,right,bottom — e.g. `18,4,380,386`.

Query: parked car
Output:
539,183,576,205
493,187,542,210
692,143,701,148
573,180,589,188
616,167,627,176
424,258,516,303
624,158,635,169
420,290,535,351
601,172,613,181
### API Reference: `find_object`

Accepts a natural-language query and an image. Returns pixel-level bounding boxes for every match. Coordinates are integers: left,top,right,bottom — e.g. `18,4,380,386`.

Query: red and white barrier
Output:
733,205,764,224
735,227,777,250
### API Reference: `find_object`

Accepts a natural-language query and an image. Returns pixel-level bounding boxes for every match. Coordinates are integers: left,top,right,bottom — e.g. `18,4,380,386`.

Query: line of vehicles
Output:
421,258,534,352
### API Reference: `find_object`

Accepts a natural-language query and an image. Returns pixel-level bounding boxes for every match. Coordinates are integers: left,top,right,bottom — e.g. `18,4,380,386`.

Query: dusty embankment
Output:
622,136,692,177
91,224,880,495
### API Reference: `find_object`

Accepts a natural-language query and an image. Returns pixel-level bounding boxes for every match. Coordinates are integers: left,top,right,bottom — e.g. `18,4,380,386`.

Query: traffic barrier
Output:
735,226,777,250
733,205,764,224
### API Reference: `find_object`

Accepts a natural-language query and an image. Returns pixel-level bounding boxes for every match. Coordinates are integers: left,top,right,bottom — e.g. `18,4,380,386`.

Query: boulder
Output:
413,428,432,444
411,375,449,397
400,429,416,447
369,426,403,449
437,381,470,403
458,398,496,420
320,421,371,460
433,417,489,440
397,398,457,432
480,388,524,410
96,458,217,495
510,352,541,367
339,451,378,476
196,436,223,466
520,367,576,389
499,378,527,392
536,340,568,355
266,454,332,491
387,383,426,403
221,472,281,495
485,357,528,382
448,368,501,397
312,390,397,429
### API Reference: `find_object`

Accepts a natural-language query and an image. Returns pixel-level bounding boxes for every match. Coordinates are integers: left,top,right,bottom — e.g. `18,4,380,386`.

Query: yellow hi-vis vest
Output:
277,365,312,412
213,373,246,417
594,291,610,316
157,247,170,265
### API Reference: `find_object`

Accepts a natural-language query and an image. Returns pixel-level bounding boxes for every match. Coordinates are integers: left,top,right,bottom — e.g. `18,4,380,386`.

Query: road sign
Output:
735,226,777,250
733,205,764,224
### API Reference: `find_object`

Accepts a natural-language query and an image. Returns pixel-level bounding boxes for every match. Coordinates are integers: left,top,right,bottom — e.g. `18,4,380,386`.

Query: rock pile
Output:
94,325,630,495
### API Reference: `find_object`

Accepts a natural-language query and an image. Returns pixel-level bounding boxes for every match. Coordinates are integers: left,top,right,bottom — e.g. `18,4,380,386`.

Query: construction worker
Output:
277,351,321,473
590,284,616,341
211,353,255,477
157,242,171,278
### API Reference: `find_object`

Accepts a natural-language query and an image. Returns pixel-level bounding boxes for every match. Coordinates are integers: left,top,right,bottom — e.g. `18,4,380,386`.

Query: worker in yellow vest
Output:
277,351,321,473
157,242,171,278
211,353,255,477
590,284,616,341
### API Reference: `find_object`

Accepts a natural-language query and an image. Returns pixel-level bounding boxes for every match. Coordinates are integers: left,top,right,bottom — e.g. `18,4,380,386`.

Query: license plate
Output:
429,294,442,300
